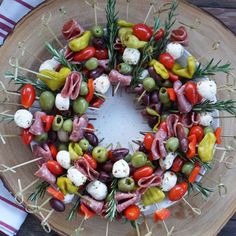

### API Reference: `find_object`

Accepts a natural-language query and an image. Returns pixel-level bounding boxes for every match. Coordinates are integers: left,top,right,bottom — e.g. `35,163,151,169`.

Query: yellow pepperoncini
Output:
122,33,147,49
146,107,161,132
118,27,133,39
141,187,165,206
149,59,169,79
172,56,196,79
37,67,71,91
68,31,92,52
69,142,83,161
118,20,134,27
57,177,79,195
198,132,216,162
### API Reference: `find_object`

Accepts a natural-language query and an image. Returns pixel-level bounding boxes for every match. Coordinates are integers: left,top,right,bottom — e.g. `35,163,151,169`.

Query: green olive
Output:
204,126,214,135
62,119,73,132
57,143,68,151
181,162,194,176
166,137,180,152
79,82,88,96
124,154,132,162
34,133,48,142
52,115,64,131
143,77,156,91
159,87,170,104
78,138,89,151
92,146,108,163
184,127,190,136
161,80,172,88
73,97,89,115
85,57,98,71
118,63,133,75
91,25,104,37
39,91,55,112
131,151,147,168
118,177,135,192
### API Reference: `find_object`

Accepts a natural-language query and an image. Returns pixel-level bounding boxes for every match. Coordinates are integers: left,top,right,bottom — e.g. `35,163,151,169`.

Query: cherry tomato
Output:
83,153,97,169
133,23,152,41
168,71,179,82
168,182,188,201
48,143,58,159
159,52,175,69
94,48,108,60
21,84,36,108
184,82,201,105
124,205,141,221
171,156,185,172
155,28,164,41
21,129,34,145
143,133,154,151
159,121,167,132
47,160,64,176
73,46,96,62
189,125,204,143
133,166,153,181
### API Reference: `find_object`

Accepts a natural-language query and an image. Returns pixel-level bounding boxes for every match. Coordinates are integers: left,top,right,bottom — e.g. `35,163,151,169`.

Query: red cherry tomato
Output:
21,84,36,108
21,129,34,145
168,71,179,82
124,205,141,221
73,46,96,62
143,133,154,151
155,28,164,41
83,154,97,169
48,143,58,159
159,52,175,69
171,156,185,172
184,82,201,105
168,182,188,201
47,160,64,176
133,23,152,41
94,48,108,60
189,125,204,143
159,121,167,132
133,166,153,181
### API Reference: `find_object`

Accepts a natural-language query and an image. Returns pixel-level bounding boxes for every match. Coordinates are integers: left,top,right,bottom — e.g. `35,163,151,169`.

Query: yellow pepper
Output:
37,67,71,91
122,33,147,49
118,20,134,27
149,59,169,79
69,142,83,161
68,31,92,52
146,107,161,132
57,177,79,195
118,27,133,39
198,132,216,162
172,56,196,79
141,187,165,206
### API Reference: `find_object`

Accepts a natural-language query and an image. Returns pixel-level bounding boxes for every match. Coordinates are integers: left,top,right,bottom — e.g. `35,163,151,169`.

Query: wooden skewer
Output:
39,211,52,233
73,216,86,235
137,90,146,103
113,82,121,96
88,106,100,111
135,220,141,236
94,92,107,100
178,18,201,30
153,2,171,17
144,2,155,24
82,127,97,132
162,220,174,236
182,197,201,215
126,0,131,20
85,0,103,26
105,221,109,236
1,102,39,109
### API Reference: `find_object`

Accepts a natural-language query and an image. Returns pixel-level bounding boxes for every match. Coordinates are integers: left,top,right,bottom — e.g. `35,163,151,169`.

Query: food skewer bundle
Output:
0,0,236,235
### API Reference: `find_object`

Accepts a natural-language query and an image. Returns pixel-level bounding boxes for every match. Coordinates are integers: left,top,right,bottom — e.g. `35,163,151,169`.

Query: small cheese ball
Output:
122,48,141,65
94,74,111,94
67,167,87,187
14,109,33,129
161,171,177,192
166,42,184,60
112,159,130,178
86,180,108,200
63,194,75,204
197,80,217,101
159,152,177,170
39,58,60,71
56,150,71,169
55,93,70,111
199,112,213,126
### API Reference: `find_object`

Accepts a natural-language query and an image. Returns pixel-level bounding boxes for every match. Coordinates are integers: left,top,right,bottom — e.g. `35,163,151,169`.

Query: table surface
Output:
0,0,233,235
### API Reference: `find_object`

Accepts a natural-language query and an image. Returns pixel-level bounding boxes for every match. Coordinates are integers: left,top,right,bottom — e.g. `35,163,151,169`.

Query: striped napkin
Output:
0,1,46,235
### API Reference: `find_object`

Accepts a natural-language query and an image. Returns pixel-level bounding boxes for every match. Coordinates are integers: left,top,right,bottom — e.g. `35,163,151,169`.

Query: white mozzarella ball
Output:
39,58,60,71
159,152,177,170
94,74,111,94
67,167,87,187
112,159,130,178
55,93,70,111
63,194,75,204
86,180,108,200
122,48,141,65
56,150,71,169
197,80,217,101
57,129,69,142
161,171,177,192
166,42,184,60
14,109,33,129
199,112,213,126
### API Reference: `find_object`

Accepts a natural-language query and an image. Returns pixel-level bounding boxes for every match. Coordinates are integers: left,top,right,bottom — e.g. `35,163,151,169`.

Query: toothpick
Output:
182,197,201,215
178,18,201,30
73,216,86,235
82,127,97,132
135,220,141,236
137,90,146,103
0,157,43,173
85,0,103,26
142,214,151,235
1,102,39,108
106,143,113,149
88,106,100,111
132,140,142,146
140,131,155,135
153,2,172,17
105,221,109,236
94,92,107,100
126,0,131,20
39,211,52,233
213,115,236,119
113,82,121,96
41,209,54,225
14,56,19,81
162,220,174,236
144,1,154,24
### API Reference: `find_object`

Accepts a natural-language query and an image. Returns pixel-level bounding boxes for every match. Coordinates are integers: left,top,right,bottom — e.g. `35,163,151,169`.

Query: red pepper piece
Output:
188,164,201,183
90,97,105,108
154,208,171,222
186,134,197,159
48,143,58,159
215,127,222,144
166,88,176,101
85,79,95,103
47,187,64,201
73,46,96,62
79,203,96,219
171,156,185,172
87,123,95,132
41,115,54,132
21,129,34,145
168,71,179,82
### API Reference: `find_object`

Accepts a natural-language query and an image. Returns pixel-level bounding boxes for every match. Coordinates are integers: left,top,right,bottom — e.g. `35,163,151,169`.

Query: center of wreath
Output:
92,88,150,147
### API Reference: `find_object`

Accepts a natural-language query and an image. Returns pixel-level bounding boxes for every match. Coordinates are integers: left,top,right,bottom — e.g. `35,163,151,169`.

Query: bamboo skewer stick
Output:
113,82,121,96
126,0,131,20
135,220,141,236
144,1,155,24
182,197,201,215
39,211,52,233
105,221,109,236
85,0,103,26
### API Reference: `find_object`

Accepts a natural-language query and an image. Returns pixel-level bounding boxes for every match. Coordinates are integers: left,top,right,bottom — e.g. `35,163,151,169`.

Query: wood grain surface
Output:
0,0,235,236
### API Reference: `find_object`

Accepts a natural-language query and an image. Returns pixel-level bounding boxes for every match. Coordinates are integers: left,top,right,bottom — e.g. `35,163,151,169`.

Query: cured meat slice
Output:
32,143,52,166
138,174,162,194
62,19,84,41
108,69,132,87
170,26,188,46
80,195,104,214
29,111,46,136
69,115,88,142
34,163,56,185
176,122,189,152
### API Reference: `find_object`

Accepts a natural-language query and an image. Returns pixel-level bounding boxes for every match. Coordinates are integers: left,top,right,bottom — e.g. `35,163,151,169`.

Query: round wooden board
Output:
0,0,236,235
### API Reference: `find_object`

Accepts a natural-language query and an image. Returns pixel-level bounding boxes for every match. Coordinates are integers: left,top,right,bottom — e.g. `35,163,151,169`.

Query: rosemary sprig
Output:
131,17,160,85
192,157,212,172
155,0,179,57
189,182,213,200
66,197,81,221
105,0,118,70
45,42,79,71
193,99,236,115
28,181,49,202
194,59,233,77
105,178,118,221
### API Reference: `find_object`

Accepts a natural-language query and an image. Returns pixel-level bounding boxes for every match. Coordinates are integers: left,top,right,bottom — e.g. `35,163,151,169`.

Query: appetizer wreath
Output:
0,0,235,235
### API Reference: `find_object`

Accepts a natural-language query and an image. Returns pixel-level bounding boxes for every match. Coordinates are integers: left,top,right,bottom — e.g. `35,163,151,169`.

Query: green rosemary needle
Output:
28,181,49,202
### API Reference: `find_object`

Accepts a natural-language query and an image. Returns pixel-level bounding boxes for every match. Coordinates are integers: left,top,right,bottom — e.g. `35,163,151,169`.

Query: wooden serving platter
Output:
0,0,236,235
